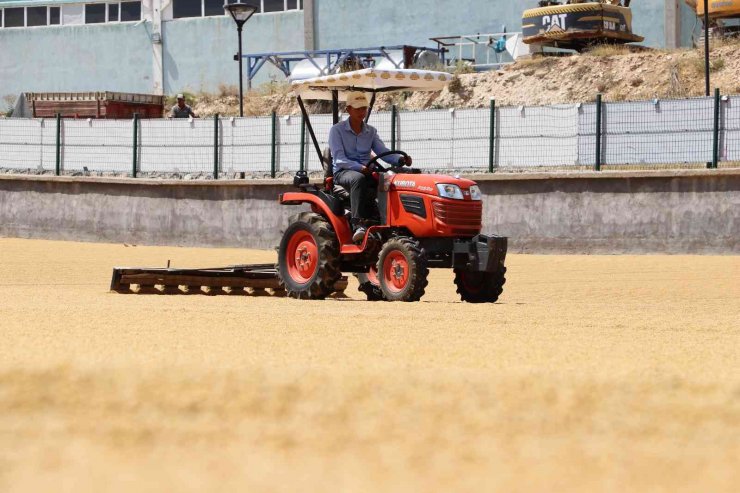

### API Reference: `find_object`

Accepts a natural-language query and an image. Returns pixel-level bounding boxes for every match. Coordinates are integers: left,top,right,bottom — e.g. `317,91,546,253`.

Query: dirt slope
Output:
192,41,740,117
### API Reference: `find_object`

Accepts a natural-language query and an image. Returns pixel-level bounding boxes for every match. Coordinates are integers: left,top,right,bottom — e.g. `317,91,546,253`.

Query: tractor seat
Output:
322,148,350,201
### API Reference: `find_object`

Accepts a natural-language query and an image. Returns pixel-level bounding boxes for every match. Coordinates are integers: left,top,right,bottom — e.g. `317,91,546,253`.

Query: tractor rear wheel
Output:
453,267,507,303
278,212,341,299
354,265,384,301
377,237,428,302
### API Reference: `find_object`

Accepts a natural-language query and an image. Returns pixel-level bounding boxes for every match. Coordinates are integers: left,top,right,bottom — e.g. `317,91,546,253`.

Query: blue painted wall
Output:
162,11,304,94
0,11,305,103
0,22,153,98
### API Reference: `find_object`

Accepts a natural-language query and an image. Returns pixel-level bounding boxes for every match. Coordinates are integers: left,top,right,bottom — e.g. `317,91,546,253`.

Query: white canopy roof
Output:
291,68,453,101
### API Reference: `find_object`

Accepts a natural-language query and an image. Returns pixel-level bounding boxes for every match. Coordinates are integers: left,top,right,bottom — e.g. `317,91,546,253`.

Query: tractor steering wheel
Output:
367,151,410,173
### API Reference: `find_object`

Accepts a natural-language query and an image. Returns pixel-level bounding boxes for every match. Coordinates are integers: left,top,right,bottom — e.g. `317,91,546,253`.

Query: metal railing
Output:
1,91,738,178
430,32,526,70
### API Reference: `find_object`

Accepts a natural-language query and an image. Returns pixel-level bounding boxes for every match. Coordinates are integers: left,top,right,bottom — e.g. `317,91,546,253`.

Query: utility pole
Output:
704,0,710,96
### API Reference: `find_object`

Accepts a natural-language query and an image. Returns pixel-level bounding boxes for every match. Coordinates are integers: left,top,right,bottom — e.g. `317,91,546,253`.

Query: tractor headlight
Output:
436,184,464,200
469,185,482,201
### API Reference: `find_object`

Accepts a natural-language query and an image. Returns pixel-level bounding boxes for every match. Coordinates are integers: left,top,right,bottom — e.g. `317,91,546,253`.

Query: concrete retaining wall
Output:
1,170,738,254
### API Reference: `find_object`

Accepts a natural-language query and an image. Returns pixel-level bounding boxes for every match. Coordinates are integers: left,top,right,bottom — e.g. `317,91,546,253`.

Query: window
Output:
173,0,299,20
85,4,106,23
63,4,84,25
49,7,61,25
173,0,201,18
225,0,261,12
26,6,47,27
262,0,284,13
120,1,141,21
0,1,146,28
203,0,223,17
4,7,24,27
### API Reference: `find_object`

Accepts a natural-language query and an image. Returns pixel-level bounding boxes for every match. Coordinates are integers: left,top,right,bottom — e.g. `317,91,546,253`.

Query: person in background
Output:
169,94,197,118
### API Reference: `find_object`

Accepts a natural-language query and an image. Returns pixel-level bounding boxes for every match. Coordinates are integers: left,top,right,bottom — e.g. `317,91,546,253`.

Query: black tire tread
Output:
453,266,507,303
277,212,342,300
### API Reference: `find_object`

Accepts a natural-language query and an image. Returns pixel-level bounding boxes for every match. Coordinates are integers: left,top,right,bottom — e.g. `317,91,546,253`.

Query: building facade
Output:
0,0,698,104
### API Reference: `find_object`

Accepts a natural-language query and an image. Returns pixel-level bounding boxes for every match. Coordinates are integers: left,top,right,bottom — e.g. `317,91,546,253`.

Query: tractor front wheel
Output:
453,267,507,303
278,212,341,299
377,237,428,302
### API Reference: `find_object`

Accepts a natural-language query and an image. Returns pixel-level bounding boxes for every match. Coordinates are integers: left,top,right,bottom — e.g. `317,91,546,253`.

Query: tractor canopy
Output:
290,68,453,100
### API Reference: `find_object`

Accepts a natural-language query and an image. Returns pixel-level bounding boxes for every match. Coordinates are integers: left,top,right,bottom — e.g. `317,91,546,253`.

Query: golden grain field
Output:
0,238,738,492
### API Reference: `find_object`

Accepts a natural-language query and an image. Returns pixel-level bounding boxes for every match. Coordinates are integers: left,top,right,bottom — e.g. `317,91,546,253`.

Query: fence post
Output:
299,112,306,172
55,113,61,176
391,105,397,149
712,88,720,169
488,99,495,173
213,113,219,179
595,93,603,171
270,111,277,178
132,113,139,178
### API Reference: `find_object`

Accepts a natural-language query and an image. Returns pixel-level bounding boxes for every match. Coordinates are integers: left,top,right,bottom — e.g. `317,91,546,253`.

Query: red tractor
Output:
277,68,507,302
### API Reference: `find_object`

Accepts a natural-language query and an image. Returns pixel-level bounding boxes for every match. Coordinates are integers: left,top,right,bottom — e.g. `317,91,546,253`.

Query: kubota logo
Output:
394,180,416,188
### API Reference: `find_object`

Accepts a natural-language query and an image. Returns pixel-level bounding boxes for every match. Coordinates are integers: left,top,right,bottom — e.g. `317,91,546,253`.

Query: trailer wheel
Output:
377,237,428,302
354,265,384,301
453,267,507,303
278,212,341,300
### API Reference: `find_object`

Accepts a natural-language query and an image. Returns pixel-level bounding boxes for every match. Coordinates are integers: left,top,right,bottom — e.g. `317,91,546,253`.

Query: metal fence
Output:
1,92,738,177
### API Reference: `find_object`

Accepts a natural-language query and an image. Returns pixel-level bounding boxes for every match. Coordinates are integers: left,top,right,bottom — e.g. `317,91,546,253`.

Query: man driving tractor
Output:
329,92,412,243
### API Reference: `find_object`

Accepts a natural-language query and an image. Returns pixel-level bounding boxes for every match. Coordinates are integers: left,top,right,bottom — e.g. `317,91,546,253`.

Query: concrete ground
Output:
0,238,738,492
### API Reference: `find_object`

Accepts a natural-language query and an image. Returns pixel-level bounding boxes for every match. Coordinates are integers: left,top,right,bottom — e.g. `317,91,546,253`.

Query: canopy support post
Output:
331,90,339,125
297,95,325,166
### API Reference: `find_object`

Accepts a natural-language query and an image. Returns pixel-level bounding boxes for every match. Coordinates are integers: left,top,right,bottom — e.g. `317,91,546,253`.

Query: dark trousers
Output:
334,169,370,222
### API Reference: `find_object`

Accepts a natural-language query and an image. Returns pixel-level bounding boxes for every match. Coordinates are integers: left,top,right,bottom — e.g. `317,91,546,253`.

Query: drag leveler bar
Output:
111,264,348,296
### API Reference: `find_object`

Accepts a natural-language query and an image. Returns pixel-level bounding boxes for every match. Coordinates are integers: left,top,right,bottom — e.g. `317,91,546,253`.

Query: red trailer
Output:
25,91,164,119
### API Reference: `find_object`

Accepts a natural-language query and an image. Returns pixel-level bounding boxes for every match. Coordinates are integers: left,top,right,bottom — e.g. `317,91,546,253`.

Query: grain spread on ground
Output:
0,238,738,492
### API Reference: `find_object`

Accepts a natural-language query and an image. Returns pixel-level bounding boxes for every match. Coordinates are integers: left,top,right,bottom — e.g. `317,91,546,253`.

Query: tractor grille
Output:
432,200,482,229
400,194,427,218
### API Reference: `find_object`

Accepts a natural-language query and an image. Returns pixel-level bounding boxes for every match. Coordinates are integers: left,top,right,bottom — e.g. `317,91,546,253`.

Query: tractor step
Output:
110,264,348,296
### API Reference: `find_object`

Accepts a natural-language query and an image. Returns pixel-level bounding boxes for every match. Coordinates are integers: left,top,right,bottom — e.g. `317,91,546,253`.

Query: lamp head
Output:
224,2,257,26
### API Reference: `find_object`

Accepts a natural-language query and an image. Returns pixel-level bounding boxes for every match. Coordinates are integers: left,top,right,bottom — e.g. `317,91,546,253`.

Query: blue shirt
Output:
328,119,401,174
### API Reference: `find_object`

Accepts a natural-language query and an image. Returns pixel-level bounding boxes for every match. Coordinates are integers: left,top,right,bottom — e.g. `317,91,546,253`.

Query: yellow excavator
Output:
522,1,643,52
684,0,740,41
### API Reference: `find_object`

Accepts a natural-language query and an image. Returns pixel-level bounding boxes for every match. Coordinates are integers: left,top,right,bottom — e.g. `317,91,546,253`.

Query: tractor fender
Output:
280,192,353,245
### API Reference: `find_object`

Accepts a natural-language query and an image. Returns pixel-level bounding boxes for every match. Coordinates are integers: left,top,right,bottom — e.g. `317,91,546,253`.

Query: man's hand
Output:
399,155,413,166
360,166,372,175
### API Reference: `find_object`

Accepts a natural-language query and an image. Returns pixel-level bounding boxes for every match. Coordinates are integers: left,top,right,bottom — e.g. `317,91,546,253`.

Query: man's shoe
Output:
352,226,367,244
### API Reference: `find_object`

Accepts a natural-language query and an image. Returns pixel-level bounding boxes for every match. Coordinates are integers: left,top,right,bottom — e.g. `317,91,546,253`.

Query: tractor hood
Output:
386,173,480,200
